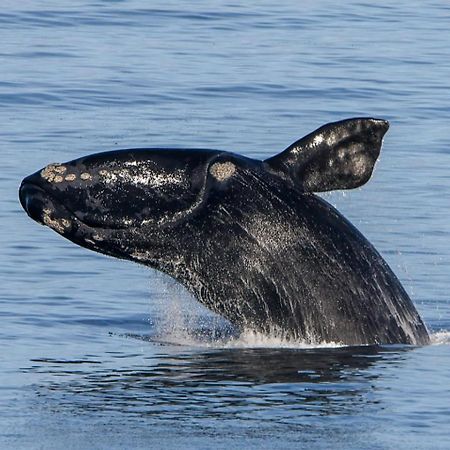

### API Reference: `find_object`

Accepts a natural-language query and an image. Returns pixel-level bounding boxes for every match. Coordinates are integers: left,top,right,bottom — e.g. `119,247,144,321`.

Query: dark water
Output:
1,1,450,448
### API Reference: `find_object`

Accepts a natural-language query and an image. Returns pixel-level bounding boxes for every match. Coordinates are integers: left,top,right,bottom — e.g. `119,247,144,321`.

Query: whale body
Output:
19,118,430,345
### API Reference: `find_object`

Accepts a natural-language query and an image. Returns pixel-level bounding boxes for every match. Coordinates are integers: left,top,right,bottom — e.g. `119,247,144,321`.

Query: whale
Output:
19,118,430,345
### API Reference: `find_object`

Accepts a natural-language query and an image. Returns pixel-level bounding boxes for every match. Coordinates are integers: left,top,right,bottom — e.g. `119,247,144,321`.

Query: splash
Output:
155,326,346,349
430,331,450,345
151,273,236,345
154,293,345,349
148,273,434,350
217,329,345,349
153,282,345,349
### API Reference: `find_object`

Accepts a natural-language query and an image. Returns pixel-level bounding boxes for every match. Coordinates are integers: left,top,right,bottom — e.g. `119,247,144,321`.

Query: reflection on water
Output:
26,344,410,423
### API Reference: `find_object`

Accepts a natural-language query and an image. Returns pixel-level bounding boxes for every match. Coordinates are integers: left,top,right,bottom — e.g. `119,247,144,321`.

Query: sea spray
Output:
150,271,235,345
430,331,450,345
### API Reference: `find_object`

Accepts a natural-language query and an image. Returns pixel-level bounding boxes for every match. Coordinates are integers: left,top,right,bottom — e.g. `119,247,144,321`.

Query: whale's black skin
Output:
19,118,430,345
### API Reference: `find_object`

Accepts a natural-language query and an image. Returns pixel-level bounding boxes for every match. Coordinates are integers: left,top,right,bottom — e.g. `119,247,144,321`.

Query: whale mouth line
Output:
19,181,99,233
19,181,159,233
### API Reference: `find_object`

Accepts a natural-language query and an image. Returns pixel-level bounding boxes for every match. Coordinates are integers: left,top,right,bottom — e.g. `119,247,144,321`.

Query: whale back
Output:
163,165,429,345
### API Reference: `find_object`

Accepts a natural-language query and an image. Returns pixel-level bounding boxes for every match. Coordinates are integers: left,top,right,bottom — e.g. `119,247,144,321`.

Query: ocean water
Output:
1,1,450,448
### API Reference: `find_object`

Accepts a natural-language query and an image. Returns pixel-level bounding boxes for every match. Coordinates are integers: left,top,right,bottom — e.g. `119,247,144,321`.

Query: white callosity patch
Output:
41,164,66,183
209,161,236,181
41,164,87,184
80,172,92,181
42,208,70,234
41,161,189,215
65,173,77,182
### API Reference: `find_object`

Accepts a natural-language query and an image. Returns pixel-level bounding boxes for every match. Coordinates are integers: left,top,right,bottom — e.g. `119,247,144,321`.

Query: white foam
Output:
157,326,345,350
430,331,450,345
149,267,349,349
218,330,345,349
151,280,346,349
157,326,450,350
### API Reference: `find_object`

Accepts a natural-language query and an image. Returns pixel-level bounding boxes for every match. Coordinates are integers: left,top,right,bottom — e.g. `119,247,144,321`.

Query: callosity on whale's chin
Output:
19,118,430,346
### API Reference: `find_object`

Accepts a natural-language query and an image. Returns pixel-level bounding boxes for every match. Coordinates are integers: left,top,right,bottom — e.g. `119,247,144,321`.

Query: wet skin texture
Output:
19,118,430,345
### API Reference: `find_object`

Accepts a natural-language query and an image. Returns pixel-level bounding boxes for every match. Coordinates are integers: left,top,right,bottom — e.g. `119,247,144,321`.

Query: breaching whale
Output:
19,118,430,345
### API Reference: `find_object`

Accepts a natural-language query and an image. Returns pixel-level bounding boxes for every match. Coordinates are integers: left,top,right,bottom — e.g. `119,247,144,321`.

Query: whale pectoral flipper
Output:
265,117,389,192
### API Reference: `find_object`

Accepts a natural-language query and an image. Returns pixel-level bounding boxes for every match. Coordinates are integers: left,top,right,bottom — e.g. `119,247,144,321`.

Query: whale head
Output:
19,147,259,265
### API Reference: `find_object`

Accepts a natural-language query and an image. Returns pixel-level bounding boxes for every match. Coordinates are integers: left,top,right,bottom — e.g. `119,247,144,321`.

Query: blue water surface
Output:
1,1,450,449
